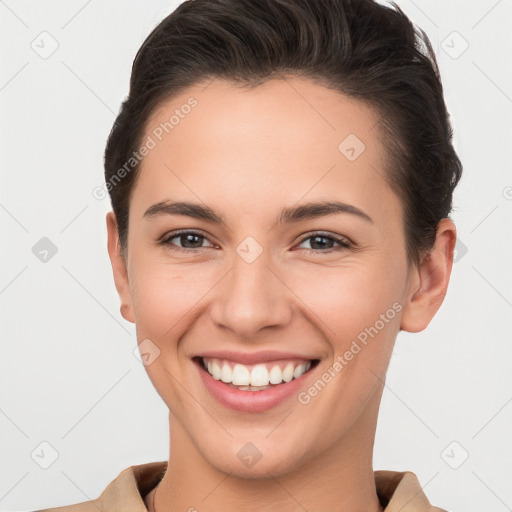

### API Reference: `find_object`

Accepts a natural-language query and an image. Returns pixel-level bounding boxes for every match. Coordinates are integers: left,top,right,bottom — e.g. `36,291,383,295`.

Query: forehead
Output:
144,76,380,157
132,76,399,225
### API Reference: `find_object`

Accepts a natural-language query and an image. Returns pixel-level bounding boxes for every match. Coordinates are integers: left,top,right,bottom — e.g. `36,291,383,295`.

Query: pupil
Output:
312,236,330,250
183,234,201,248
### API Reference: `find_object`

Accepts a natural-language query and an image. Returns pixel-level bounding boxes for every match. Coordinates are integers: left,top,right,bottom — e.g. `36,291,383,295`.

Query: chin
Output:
197,436,312,480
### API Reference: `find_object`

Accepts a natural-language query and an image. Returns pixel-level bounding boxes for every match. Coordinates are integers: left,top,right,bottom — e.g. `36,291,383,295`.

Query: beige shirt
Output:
34,460,448,511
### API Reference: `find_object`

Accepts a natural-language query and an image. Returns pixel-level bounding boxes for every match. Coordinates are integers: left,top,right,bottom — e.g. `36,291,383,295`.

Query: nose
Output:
209,249,293,339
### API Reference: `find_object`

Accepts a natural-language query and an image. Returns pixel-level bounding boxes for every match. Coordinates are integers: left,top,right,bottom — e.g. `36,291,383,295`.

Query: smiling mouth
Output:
192,356,320,391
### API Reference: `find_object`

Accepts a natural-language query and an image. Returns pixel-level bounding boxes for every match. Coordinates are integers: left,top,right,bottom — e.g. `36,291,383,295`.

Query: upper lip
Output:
194,350,318,365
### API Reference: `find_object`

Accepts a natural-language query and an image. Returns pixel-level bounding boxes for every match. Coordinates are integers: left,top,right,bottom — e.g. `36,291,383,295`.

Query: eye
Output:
159,230,216,253
295,232,352,253
159,230,353,255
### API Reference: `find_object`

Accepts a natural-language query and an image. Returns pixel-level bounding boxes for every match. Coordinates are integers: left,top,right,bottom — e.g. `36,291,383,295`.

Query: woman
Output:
37,0,461,510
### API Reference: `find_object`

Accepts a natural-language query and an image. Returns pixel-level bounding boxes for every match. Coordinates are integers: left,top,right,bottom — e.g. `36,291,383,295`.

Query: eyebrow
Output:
143,200,373,227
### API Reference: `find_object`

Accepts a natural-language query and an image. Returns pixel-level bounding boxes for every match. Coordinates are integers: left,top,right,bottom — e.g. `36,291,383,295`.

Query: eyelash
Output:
159,229,353,254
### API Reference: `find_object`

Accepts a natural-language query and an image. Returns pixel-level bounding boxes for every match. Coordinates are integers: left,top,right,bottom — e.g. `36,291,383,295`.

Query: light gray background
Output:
1,1,511,511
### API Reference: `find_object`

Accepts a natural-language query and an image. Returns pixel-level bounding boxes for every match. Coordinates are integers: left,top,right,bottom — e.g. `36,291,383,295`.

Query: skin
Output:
106,76,456,512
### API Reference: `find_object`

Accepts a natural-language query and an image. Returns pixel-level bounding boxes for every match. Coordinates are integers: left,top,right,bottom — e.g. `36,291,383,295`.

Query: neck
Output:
149,388,385,512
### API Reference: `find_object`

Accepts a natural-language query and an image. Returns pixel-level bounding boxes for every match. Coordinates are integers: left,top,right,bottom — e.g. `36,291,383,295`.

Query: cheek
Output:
284,260,402,339
128,259,216,339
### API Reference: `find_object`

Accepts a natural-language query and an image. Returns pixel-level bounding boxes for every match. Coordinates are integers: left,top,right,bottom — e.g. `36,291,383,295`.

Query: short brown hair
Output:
104,0,463,266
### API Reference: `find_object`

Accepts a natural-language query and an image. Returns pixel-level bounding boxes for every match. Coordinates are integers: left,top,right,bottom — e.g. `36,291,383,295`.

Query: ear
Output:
106,211,135,324
400,218,457,333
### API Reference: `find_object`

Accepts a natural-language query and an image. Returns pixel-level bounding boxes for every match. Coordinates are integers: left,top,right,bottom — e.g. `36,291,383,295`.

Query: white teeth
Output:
220,363,233,383
234,384,272,391
204,358,312,387
211,360,222,380
283,362,294,382
269,365,283,384
293,363,308,379
250,364,269,386
232,364,250,385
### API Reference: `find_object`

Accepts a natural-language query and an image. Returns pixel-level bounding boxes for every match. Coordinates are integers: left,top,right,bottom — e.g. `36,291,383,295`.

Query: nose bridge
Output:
210,243,291,337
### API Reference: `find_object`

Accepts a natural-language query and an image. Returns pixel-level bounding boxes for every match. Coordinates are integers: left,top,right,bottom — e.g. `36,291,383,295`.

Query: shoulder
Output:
33,502,100,512
32,461,167,512
375,469,449,512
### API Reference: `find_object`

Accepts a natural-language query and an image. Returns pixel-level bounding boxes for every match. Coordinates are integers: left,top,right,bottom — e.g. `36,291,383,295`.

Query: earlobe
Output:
400,218,457,333
106,211,135,324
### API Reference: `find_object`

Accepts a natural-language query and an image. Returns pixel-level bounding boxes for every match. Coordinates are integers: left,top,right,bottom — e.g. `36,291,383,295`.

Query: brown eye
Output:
296,232,352,253
160,230,215,253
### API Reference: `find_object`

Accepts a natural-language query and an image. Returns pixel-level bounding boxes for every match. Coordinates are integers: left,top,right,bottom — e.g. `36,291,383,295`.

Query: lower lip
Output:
194,358,319,413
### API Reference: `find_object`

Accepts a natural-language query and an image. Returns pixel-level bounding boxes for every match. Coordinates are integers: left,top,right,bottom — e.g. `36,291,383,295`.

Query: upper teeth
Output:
203,357,312,386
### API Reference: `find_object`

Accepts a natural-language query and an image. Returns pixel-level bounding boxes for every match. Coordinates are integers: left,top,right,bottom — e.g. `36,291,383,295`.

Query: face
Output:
107,76,455,477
